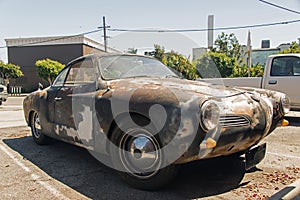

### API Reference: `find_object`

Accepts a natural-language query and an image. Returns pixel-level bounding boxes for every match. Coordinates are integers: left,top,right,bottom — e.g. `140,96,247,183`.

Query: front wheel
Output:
110,117,178,190
30,111,50,145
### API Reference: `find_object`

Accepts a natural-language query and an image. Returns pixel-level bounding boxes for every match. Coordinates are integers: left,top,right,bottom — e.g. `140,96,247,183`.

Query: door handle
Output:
54,97,62,101
268,80,277,85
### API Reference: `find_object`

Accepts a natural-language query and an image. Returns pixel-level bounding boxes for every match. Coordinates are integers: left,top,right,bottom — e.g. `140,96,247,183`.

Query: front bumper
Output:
245,143,266,171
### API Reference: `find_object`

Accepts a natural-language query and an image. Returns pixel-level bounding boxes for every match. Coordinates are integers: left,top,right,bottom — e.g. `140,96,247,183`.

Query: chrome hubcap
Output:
33,113,41,138
119,130,161,178
129,135,158,169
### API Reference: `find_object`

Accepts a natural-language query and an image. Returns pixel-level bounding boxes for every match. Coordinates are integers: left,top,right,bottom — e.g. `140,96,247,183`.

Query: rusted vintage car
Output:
23,53,290,190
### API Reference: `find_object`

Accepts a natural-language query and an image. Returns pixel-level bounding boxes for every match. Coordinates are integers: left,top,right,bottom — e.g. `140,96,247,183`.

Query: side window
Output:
271,56,300,76
64,58,96,86
52,67,69,87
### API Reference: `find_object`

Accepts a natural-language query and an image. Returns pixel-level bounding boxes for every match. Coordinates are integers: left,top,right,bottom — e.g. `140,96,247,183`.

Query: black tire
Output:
0,100,2,106
110,116,178,190
30,111,50,145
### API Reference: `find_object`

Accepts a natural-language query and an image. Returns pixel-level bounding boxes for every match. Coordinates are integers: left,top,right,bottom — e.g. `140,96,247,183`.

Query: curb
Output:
269,178,300,200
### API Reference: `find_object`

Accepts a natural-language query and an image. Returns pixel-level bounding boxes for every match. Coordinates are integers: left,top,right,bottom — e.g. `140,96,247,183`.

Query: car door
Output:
47,67,70,123
264,55,300,109
53,57,97,141
36,67,70,138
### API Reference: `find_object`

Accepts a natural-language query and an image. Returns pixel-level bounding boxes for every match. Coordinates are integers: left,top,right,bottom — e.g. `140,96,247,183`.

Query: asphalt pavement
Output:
0,96,26,128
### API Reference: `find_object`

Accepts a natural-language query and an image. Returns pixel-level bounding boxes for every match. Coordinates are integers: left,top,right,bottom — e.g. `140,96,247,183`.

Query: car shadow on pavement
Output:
3,136,246,200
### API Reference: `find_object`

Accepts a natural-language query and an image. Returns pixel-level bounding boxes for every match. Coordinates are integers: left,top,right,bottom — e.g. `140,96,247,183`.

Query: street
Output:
0,96,299,200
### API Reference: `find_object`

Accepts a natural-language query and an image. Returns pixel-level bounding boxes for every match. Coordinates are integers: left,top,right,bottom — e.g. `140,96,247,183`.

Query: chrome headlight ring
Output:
200,100,220,132
280,94,290,115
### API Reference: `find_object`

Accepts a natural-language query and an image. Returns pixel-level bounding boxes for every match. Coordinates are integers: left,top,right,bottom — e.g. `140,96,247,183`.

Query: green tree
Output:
35,59,65,85
195,32,244,78
154,45,199,80
154,44,167,64
127,48,138,54
195,51,238,78
213,32,242,60
0,61,23,79
231,63,264,77
165,51,199,80
279,38,300,54
198,32,264,78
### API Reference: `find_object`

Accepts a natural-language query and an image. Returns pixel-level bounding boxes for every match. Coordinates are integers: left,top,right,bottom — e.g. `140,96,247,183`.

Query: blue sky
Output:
0,0,299,62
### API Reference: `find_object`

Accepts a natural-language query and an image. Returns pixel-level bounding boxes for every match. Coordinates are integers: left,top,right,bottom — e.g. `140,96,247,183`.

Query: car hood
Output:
107,77,245,99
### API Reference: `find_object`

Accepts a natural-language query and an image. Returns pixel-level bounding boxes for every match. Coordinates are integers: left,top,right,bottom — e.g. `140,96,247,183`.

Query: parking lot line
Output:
0,142,70,200
268,151,300,160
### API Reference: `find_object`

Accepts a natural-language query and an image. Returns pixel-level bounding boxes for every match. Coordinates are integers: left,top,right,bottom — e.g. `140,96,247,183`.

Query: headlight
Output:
280,94,290,115
201,101,220,131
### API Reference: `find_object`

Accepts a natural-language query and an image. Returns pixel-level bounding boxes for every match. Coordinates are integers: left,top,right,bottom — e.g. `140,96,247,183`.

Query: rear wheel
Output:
110,117,178,190
30,111,50,145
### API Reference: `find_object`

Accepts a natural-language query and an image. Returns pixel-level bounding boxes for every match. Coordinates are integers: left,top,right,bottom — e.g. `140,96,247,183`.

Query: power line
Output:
108,19,300,33
258,0,300,15
0,18,299,48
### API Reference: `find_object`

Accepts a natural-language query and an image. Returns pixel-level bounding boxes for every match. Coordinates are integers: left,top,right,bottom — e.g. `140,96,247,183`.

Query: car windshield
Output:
99,55,178,80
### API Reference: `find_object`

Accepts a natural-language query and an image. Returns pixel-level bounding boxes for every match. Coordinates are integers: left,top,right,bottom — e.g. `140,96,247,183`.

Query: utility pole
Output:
103,16,108,52
98,16,110,52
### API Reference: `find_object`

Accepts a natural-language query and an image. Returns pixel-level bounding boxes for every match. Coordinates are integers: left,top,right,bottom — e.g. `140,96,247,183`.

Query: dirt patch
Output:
0,126,30,139
231,167,300,199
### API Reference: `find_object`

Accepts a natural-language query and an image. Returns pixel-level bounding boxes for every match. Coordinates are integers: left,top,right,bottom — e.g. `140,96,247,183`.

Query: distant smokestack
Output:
208,15,214,49
247,30,252,77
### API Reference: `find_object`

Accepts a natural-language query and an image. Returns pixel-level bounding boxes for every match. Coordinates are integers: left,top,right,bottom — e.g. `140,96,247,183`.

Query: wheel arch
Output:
105,111,151,152
27,110,36,126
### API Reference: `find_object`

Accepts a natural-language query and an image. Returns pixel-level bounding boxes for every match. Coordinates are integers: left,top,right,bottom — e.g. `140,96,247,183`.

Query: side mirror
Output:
97,79,108,90
38,83,44,90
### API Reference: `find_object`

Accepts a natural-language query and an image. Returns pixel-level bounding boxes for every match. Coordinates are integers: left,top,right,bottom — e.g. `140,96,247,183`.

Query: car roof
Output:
66,53,155,66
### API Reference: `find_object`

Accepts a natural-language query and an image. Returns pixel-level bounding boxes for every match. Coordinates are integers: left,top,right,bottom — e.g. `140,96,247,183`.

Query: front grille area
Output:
219,115,250,128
